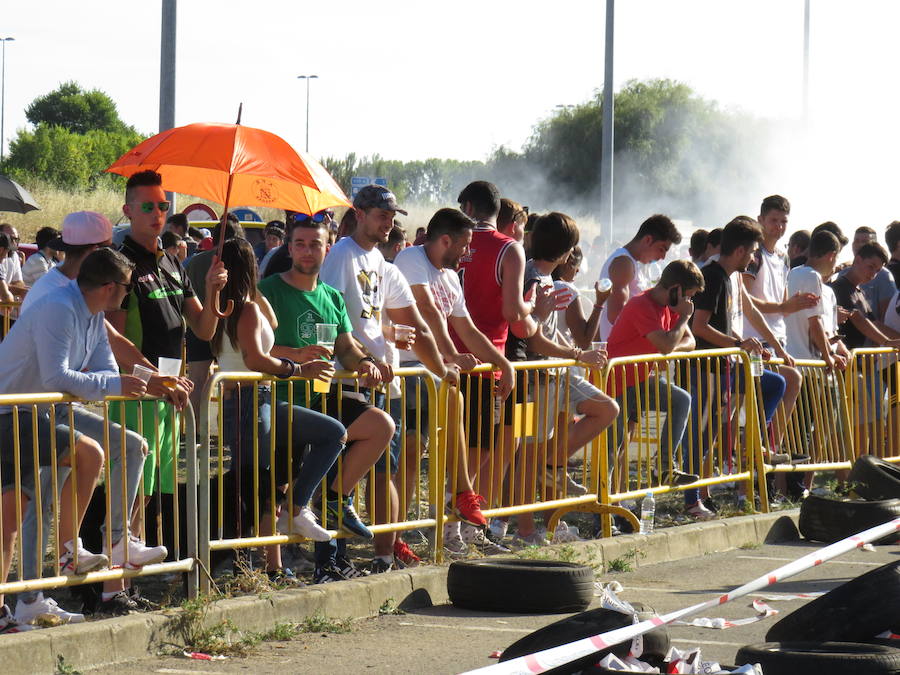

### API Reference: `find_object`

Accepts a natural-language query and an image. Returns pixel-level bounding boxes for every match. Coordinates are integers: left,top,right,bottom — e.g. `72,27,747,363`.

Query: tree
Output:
25,81,134,135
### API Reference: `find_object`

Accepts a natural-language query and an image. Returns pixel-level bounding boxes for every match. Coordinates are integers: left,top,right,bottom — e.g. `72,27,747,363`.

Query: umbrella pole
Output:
211,171,235,318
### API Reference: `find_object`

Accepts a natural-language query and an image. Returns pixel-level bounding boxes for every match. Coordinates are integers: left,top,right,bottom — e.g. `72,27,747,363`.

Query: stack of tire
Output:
798,455,900,544
736,455,900,674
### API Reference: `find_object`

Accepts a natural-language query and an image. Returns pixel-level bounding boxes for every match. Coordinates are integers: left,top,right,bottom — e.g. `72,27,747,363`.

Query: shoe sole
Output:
453,508,488,528
61,557,109,576
118,550,168,569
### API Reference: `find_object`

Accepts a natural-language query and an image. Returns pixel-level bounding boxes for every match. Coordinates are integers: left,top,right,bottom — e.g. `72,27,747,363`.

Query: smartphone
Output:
668,287,679,307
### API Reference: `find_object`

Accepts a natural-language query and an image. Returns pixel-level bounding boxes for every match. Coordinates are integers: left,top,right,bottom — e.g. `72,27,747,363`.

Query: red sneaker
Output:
393,538,421,567
453,490,488,528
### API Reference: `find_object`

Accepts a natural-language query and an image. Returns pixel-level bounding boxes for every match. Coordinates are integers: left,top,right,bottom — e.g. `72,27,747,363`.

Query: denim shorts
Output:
0,409,75,499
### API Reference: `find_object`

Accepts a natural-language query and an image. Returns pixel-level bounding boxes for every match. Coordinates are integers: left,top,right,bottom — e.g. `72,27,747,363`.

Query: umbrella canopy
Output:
105,122,349,214
0,175,40,214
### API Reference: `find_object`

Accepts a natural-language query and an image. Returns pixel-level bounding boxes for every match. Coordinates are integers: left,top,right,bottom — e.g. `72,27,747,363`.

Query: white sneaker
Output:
511,530,550,548
108,535,167,569
686,501,716,521
488,518,508,540
15,593,84,625
544,467,588,497
461,523,511,554
0,604,33,633
59,538,109,576
552,522,585,543
280,506,331,542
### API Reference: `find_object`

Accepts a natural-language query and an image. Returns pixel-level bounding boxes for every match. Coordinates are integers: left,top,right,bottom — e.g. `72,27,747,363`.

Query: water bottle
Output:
640,491,655,535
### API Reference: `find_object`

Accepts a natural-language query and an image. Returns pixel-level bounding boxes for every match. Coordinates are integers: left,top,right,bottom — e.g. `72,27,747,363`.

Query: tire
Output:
498,603,669,674
735,642,900,675
766,560,900,643
798,493,900,544
447,558,594,614
850,455,900,501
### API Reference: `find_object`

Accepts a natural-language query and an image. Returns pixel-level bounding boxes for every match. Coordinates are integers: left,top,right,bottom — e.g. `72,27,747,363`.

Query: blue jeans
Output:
679,359,786,504
222,386,345,508
607,375,691,476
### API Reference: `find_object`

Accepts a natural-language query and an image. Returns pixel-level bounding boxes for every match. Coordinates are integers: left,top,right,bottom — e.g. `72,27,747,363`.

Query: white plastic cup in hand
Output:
157,357,182,390
315,323,338,349
597,278,613,293
132,364,154,384
591,341,608,354
394,324,415,351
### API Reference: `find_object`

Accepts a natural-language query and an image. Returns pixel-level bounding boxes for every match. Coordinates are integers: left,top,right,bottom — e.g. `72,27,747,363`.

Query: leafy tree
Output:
26,81,135,135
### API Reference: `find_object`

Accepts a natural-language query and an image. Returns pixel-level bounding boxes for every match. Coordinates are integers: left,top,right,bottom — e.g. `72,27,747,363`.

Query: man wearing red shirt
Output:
606,261,708,515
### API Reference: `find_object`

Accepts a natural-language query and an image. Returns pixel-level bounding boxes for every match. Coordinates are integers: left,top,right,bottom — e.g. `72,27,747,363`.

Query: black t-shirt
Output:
119,235,196,364
691,261,732,350
829,275,873,350
262,244,291,278
887,259,900,291
504,270,541,362
790,255,807,269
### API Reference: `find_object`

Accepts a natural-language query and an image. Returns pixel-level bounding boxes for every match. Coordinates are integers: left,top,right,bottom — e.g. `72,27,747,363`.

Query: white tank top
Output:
598,246,647,340
217,308,275,372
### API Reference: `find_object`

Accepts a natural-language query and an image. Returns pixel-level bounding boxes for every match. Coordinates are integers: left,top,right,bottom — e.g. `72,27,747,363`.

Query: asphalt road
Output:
88,541,900,674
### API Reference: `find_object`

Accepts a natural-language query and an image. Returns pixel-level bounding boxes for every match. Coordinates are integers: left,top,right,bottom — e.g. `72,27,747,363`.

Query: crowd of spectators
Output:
2,175,900,634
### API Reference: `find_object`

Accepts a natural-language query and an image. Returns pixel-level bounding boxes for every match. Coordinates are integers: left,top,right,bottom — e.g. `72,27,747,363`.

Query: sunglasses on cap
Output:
134,201,171,214
293,210,334,224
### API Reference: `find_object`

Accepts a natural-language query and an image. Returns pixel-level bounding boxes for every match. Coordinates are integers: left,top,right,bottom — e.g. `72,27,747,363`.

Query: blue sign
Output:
231,207,263,222
351,176,389,197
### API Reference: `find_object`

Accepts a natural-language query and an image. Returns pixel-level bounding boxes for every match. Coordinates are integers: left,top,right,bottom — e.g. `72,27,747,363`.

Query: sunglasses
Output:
134,201,171,214
293,210,334,224
113,280,134,292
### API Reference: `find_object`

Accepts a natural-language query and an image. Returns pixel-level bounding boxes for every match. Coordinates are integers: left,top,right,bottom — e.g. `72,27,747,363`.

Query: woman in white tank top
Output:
213,239,347,577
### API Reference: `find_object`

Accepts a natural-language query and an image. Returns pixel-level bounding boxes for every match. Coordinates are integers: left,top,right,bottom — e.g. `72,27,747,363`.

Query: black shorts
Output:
0,410,73,498
186,327,213,362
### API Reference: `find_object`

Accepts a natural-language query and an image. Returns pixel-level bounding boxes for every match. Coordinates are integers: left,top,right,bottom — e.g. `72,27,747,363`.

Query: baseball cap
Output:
352,185,408,216
50,211,113,250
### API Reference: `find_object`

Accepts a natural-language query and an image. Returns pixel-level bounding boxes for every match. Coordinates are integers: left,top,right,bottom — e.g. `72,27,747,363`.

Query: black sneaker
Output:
326,497,374,540
702,497,719,514
313,564,347,584
96,591,139,617
334,554,370,579
370,558,393,574
664,469,700,486
127,587,158,611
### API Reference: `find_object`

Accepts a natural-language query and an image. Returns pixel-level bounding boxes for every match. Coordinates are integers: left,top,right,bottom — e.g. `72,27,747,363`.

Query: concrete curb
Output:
1,510,800,674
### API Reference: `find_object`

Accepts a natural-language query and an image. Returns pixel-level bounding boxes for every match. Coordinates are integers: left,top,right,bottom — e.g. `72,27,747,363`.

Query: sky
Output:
3,1,900,229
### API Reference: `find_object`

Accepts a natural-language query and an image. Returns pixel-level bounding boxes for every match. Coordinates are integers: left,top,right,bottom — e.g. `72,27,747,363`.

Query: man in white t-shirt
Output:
395,208,515,556
320,185,459,573
597,214,682,340
785,230,850,367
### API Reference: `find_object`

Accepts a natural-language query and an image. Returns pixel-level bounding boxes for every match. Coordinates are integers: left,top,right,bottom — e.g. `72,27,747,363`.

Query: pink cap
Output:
53,211,114,249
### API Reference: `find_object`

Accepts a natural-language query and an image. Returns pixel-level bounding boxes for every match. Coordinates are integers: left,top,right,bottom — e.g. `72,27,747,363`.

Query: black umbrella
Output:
0,174,40,213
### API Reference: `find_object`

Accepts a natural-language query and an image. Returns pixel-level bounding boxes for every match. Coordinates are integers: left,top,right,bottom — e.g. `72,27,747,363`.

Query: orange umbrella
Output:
106,115,350,316
105,121,349,216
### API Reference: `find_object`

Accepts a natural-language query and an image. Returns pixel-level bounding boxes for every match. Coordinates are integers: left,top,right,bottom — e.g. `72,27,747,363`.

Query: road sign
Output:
351,176,388,198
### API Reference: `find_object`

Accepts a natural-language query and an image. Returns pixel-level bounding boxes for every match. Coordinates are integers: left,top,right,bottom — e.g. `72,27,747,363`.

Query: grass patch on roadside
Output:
606,548,645,573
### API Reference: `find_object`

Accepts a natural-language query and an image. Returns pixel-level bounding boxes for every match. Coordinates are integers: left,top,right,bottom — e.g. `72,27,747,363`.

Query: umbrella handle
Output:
212,289,234,318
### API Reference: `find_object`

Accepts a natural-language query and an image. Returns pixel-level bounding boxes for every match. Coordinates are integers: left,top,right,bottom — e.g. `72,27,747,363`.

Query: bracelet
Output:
593,303,604,310
275,357,297,379
733,338,742,348
358,355,376,368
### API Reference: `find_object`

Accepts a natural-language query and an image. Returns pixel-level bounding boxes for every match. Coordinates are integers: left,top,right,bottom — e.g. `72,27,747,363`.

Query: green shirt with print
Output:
258,274,353,407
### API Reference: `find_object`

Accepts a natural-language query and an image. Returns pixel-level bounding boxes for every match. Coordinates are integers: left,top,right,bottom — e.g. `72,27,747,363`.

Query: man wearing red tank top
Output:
450,181,545,554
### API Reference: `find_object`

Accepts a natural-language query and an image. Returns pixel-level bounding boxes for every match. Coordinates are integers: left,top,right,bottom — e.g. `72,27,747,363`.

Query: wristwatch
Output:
733,338,742,348
358,355,376,368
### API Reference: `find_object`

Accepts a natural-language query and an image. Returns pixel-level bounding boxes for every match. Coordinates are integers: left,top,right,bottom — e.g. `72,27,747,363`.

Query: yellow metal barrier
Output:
0,393,198,598
846,348,900,461
594,348,767,536
0,301,21,338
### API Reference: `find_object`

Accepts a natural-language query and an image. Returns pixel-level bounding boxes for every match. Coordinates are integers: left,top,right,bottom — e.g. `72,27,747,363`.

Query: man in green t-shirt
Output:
258,219,395,584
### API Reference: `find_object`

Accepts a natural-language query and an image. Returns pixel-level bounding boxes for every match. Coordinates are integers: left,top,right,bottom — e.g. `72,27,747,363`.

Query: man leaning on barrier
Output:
0,249,157,629
606,260,705,515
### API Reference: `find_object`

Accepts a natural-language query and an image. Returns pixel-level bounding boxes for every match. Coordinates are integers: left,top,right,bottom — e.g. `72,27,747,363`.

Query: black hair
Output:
125,170,163,202
531,212,580,262
36,226,60,250
788,229,811,252
886,221,900,255
706,227,723,248
212,238,257,356
760,195,790,216
457,180,501,220
633,214,682,245
166,213,188,231
78,248,134,290
808,230,841,259
660,260,704,292
689,229,708,257
160,231,181,249
811,221,848,248
426,208,474,242
856,242,889,265
720,216,763,256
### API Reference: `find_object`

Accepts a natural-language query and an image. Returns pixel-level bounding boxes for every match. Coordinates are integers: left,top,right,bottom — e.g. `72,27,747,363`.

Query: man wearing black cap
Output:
320,184,457,573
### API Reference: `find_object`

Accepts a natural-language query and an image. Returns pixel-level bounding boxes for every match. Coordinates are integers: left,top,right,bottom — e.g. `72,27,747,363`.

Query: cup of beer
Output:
394,324,415,351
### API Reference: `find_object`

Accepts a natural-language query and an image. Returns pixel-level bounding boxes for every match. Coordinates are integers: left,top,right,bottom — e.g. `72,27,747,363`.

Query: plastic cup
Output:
158,357,182,376
597,278,613,293
132,364,154,384
315,323,338,348
591,341,608,354
394,324,415,351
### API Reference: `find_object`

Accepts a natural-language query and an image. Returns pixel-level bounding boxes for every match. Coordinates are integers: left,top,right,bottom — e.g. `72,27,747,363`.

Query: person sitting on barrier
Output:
740,196,810,468
394,208,514,558
211,237,346,582
321,185,460,575
597,215,683,341
828,241,900,454
606,260,705,514
0,248,155,627
505,212,619,546
686,216,792,510
259,214,394,584
454,181,543,554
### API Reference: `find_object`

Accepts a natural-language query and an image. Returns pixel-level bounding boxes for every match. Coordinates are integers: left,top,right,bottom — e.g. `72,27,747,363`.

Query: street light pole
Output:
1,37,14,166
296,74,318,153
